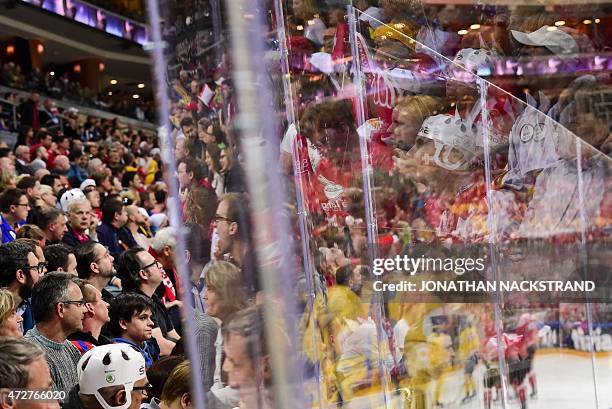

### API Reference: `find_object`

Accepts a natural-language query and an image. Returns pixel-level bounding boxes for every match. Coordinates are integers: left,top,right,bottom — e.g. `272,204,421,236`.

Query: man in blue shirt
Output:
0,188,30,243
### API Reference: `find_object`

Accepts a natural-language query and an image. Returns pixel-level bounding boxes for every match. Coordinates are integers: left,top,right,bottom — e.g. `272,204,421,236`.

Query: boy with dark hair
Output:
117,247,179,356
108,292,160,368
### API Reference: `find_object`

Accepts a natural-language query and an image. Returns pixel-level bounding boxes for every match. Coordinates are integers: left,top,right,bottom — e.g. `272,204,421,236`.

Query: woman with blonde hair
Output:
195,261,249,408
159,361,192,409
0,288,23,337
388,95,446,151
0,170,16,191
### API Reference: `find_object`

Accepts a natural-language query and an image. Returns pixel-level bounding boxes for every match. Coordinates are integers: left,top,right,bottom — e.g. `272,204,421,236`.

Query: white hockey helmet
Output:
451,48,497,83
78,344,146,409
416,112,477,171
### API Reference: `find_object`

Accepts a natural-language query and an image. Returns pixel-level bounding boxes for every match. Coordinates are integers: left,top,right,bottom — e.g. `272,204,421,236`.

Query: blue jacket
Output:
113,337,160,368
67,165,88,187
0,214,16,243
96,222,119,258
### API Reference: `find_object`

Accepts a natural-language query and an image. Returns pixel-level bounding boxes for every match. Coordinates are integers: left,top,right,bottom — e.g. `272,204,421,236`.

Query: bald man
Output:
52,155,70,175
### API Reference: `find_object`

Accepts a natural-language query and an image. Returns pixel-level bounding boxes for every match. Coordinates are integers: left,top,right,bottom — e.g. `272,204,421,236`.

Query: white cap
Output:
149,213,168,229
511,26,579,55
60,188,86,212
79,179,96,191
78,344,146,409
309,52,334,75
137,207,149,219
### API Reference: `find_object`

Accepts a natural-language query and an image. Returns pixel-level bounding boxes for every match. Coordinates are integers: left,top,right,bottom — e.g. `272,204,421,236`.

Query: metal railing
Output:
0,85,157,133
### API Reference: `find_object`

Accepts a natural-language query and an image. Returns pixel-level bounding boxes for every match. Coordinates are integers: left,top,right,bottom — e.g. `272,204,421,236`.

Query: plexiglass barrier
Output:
147,0,611,408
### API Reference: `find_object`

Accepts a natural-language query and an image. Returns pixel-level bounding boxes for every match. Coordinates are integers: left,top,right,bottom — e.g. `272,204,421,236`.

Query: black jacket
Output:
15,160,33,175
62,227,91,248
17,100,39,128
222,165,247,193
63,385,85,409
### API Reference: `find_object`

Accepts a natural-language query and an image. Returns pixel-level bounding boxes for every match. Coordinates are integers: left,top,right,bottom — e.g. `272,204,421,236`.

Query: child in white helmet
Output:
64,344,149,409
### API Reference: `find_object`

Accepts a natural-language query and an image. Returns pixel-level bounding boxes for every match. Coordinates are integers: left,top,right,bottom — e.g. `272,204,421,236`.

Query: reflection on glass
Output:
150,0,611,408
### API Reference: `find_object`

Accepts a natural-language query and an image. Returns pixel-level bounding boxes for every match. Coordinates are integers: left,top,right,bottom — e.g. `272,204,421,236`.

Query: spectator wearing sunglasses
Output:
64,344,149,409
24,272,86,394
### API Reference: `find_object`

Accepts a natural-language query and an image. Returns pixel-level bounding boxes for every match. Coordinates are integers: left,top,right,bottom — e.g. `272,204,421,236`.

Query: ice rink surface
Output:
428,352,612,409
342,351,612,409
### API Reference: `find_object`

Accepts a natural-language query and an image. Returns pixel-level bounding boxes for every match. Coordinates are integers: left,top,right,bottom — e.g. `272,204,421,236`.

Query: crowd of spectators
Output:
0,62,156,122
0,0,264,402
0,0,611,408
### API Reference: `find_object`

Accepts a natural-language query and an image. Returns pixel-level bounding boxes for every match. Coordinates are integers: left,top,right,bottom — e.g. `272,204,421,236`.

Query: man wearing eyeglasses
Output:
213,193,257,296
117,247,181,357
0,241,42,334
24,272,87,394
0,188,30,243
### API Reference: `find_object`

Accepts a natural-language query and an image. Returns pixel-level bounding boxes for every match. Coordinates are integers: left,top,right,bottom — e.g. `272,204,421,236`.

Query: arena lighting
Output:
99,62,105,72
6,45,14,55
595,18,601,23
73,64,81,73
458,29,468,35
49,71,55,76
110,79,118,85
132,94,139,99
108,91,112,96
555,20,566,26
296,25,304,31
36,44,44,54
470,24,481,30
584,19,593,24
137,83,145,88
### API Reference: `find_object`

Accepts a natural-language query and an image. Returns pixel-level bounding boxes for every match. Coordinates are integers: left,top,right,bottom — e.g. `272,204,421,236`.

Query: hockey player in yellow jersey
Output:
457,316,480,403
